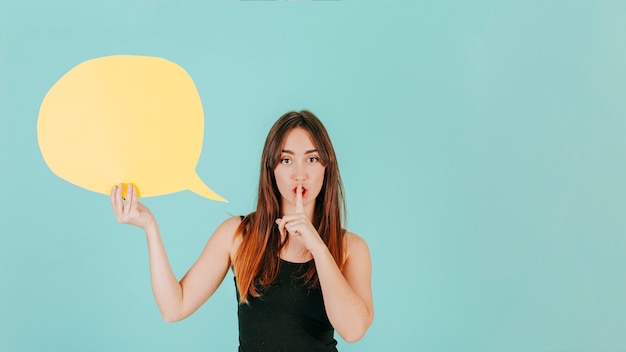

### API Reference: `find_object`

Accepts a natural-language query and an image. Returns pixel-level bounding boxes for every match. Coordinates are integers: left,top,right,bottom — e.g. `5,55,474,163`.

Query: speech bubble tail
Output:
187,172,227,202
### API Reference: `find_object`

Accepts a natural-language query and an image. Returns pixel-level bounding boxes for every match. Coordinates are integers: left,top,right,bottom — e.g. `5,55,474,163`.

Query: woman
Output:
110,110,373,351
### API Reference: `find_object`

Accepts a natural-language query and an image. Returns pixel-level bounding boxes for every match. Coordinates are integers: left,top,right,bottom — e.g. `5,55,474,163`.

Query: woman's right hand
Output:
110,183,156,230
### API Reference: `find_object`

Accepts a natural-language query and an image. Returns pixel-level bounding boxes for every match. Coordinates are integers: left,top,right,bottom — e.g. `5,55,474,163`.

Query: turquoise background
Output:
2,1,626,351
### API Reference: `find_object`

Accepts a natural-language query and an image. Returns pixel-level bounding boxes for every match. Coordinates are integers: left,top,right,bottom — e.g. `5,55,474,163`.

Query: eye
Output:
280,157,292,164
307,156,319,163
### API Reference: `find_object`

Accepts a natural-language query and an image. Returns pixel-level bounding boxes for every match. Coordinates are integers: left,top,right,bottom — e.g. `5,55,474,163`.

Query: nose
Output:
293,161,307,182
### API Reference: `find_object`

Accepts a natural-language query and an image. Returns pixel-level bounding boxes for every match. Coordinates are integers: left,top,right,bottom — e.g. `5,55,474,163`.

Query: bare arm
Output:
110,184,239,322
310,233,374,342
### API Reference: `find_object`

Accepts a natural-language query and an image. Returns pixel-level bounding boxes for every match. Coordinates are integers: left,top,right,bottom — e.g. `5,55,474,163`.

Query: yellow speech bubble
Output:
37,55,226,202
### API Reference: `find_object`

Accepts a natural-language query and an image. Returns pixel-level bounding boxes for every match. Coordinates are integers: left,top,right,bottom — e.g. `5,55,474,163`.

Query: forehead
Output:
281,127,316,151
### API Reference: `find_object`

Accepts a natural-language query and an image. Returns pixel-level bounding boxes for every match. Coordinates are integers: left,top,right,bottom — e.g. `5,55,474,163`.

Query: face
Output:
274,127,326,214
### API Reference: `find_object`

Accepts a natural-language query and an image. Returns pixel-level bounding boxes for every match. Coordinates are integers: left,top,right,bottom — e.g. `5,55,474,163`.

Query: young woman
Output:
110,110,373,351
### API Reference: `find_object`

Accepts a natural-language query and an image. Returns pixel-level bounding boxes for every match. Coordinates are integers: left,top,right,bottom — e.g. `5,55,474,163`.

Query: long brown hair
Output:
234,110,346,304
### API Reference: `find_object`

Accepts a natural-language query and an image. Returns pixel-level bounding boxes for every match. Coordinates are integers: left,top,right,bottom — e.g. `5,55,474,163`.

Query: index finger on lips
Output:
296,184,304,214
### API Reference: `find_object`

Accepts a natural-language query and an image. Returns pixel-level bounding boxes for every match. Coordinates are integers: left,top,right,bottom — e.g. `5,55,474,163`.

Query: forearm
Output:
144,221,184,322
311,247,373,342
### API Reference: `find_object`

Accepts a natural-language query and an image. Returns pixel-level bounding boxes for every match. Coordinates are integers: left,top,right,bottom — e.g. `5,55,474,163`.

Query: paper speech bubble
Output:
37,55,226,202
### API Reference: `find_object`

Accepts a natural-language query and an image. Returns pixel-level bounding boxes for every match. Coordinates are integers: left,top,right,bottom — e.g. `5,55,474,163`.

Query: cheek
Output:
313,168,326,190
273,169,289,190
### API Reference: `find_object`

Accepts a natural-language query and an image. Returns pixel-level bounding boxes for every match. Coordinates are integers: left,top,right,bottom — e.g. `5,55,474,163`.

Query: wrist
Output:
143,218,159,235
309,243,331,259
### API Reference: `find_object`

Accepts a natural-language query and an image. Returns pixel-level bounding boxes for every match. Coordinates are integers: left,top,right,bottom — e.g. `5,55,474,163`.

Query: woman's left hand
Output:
275,185,326,252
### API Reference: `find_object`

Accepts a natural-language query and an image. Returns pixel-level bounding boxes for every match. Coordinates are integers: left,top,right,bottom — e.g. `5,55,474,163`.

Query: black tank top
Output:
235,259,338,352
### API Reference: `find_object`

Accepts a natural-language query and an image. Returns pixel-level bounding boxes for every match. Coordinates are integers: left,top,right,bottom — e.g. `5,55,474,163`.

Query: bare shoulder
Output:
341,231,373,295
205,216,242,254
343,231,371,263
212,215,243,262
208,215,241,241
216,215,243,234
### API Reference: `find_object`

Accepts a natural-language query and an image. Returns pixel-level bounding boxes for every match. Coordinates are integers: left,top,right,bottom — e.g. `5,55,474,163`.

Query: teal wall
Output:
2,1,626,351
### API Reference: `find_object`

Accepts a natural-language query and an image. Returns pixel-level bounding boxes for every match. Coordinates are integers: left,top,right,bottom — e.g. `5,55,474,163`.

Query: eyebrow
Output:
281,149,318,155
